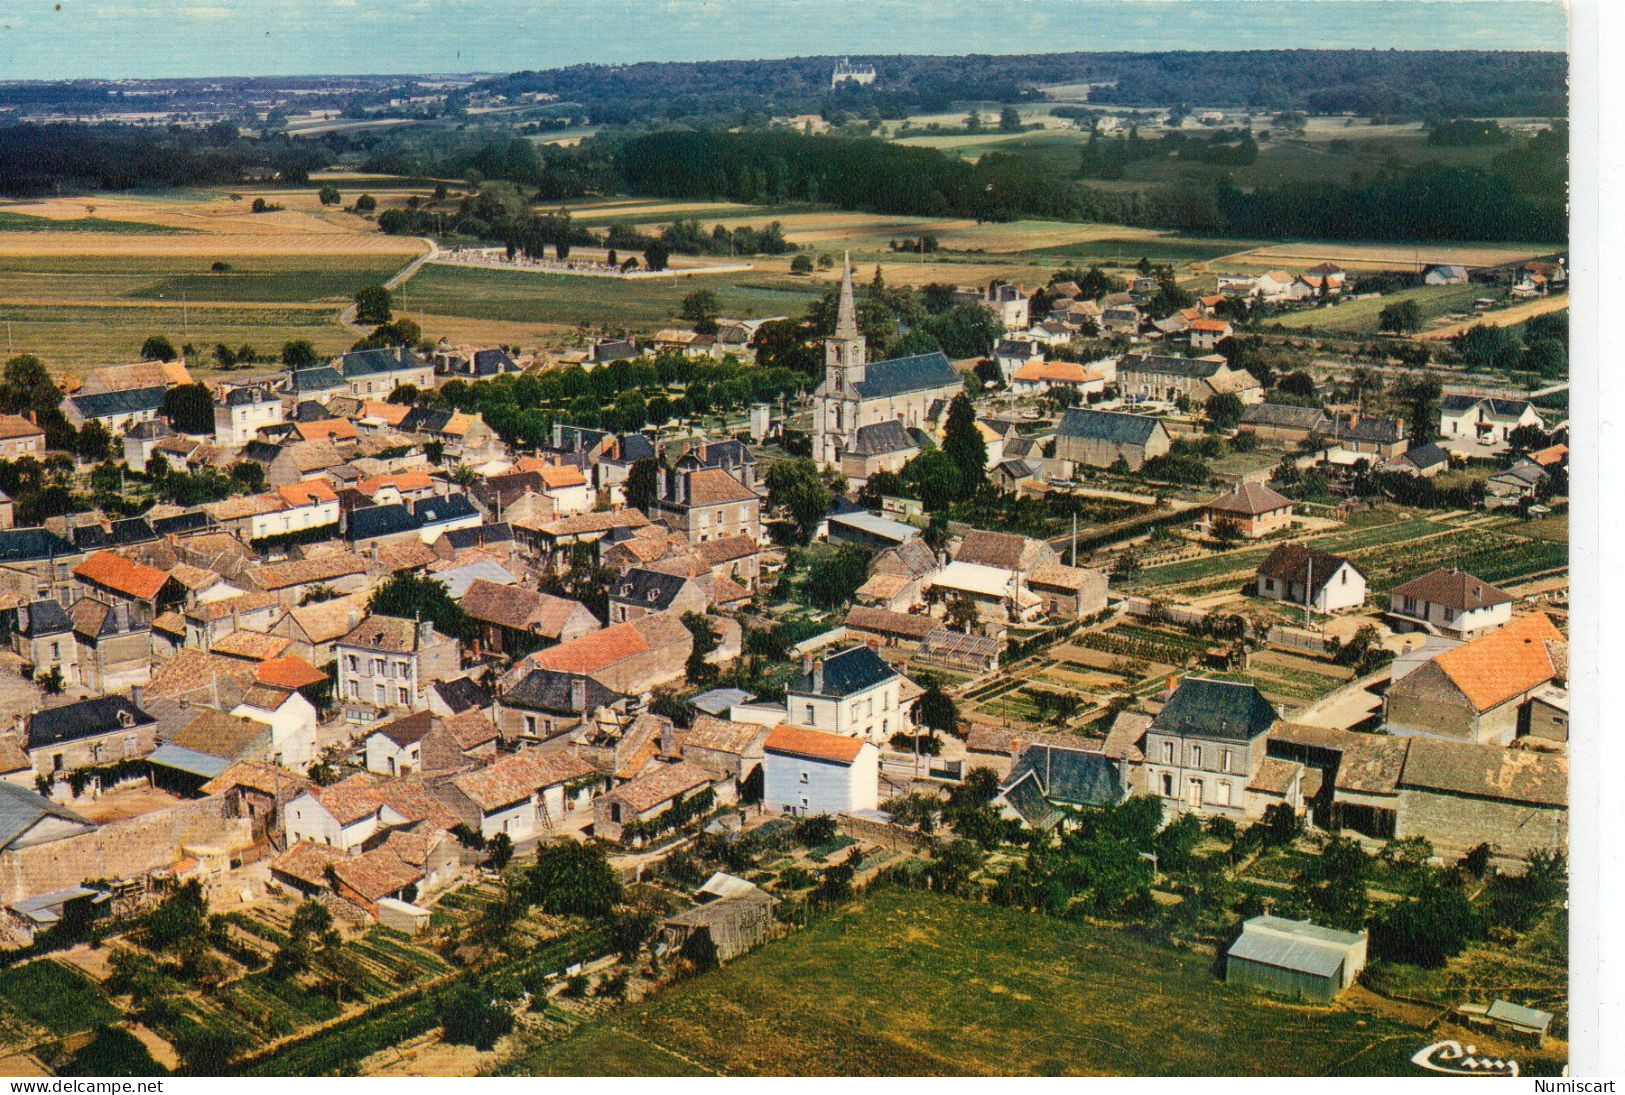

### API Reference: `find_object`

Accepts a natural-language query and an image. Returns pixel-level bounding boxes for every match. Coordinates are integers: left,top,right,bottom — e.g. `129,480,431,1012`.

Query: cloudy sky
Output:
0,0,1568,81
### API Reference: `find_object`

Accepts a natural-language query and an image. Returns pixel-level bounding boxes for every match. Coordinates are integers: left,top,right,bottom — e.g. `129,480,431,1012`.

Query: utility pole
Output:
1304,554,1313,630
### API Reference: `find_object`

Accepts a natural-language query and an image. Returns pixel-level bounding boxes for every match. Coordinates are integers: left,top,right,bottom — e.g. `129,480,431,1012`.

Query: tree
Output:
682,611,720,687
367,573,474,642
1506,423,1549,452
317,185,341,206
440,982,514,1051
354,284,392,326
1276,370,1318,400
486,832,514,871
1394,374,1443,442
162,383,214,435
76,421,112,462
527,840,622,918
1205,392,1245,430
943,592,980,634
281,339,320,369
353,193,377,213
790,253,815,274
139,335,177,362
999,106,1023,132
626,456,660,513
643,241,671,272
802,545,869,609
1377,299,1424,334
0,354,63,417
765,457,832,544
914,678,959,738
940,393,987,499
680,289,720,334
228,460,265,491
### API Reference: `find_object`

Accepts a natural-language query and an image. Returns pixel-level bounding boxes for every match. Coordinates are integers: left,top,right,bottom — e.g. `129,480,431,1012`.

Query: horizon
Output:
0,0,1568,83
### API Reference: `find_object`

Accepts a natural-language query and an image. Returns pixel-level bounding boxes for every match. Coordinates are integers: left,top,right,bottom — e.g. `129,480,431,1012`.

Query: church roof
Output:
852,351,960,400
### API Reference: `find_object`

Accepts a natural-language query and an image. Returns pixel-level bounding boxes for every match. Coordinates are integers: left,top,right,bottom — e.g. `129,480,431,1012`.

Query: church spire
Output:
834,251,860,340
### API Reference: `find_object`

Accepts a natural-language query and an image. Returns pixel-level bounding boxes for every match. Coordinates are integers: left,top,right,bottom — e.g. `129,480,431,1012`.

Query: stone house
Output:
460,580,600,660
69,598,152,693
12,600,79,686
654,466,761,545
1115,353,1262,405
1393,739,1566,862
593,759,733,844
783,645,911,744
23,695,157,777
1026,563,1109,620
335,615,462,725
1140,678,1293,819
1384,614,1566,745
1053,407,1172,471
1238,403,1330,446
1254,544,1366,613
1202,482,1294,539
524,611,694,698
436,748,600,843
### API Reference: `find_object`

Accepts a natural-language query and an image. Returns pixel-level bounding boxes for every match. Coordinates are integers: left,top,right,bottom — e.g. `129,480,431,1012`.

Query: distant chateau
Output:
831,58,877,90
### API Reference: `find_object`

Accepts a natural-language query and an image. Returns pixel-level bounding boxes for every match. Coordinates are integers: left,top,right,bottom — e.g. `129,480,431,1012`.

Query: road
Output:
338,236,437,334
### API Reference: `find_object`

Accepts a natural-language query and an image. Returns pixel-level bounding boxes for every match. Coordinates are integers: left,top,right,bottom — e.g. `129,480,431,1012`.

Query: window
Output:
1221,749,1232,773
1187,779,1204,809
374,683,385,704
524,715,538,736
1214,782,1232,807
1161,773,1173,797
1162,741,1174,764
347,655,359,672
799,771,809,784
398,687,410,705
804,704,815,724
1190,745,1202,768
372,658,385,676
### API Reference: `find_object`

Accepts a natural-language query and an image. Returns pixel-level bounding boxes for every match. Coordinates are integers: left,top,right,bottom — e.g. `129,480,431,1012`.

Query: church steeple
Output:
834,251,860,340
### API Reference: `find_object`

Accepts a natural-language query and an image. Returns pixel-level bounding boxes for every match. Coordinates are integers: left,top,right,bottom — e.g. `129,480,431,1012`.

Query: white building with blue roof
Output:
784,644,915,744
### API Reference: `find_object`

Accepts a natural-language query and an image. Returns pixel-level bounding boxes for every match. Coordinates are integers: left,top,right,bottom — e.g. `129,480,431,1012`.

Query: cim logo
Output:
1411,1040,1521,1077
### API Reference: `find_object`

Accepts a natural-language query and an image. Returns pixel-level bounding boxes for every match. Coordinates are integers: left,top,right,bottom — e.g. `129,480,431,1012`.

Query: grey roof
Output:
221,386,276,406
1228,914,1365,978
431,675,492,714
147,743,234,779
151,511,212,536
1493,462,1547,486
1441,394,1535,419
27,696,154,750
340,347,425,378
1152,678,1277,741
1395,442,1450,470
1006,742,1125,810
0,781,92,850
1057,407,1164,445
680,438,754,472
851,351,960,400
347,503,419,542
1240,403,1328,431
290,367,345,394
72,517,156,551
847,420,916,457
789,645,897,699
613,433,657,464
1118,353,1223,379
690,688,755,717
124,420,172,440
1319,416,1406,445
68,385,166,420
413,493,479,527
471,348,518,375
999,769,1064,830
0,528,76,563
19,599,72,638
439,523,514,551
611,568,691,612
502,667,623,713
1485,999,1553,1031
828,511,919,545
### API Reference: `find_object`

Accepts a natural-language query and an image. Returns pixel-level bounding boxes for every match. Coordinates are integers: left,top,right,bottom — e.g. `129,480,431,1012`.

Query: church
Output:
812,256,964,482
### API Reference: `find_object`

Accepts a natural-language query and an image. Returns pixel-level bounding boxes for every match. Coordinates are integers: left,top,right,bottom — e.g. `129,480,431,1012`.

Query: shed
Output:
376,896,432,936
1485,999,1554,1046
1225,914,1367,1003
661,886,777,964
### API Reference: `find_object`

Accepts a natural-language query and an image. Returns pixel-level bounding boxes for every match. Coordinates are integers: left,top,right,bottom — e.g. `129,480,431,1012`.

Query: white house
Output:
284,777,409,852
214,385,285,446
250,481,341,541
230,684,319,773
1254,544,1367,614
537,463,594,516
762,725,879,818
1387,568,1514,641
437,749,598,843
783,645,911,744
1439,395,1544,446
993,338,1044,383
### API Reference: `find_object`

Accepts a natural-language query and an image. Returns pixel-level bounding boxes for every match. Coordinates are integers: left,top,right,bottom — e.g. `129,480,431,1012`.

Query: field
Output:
0,191,426,372
1263,283,1488,337
508,888,1451,1077
0,960,119,1045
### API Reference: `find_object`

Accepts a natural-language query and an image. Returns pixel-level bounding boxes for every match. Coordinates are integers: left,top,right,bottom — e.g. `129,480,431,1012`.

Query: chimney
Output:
569,675,587,712
417,618,435,647
660,722,677,757
131,684,143,710
812,659,824,695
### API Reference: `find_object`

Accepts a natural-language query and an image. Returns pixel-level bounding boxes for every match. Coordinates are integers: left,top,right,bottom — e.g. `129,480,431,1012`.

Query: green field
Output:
0,960,119,1037
506,888,1437,1077
0,211,193,235
403,262,820,330
0,254,408,305
1264,283,1487,335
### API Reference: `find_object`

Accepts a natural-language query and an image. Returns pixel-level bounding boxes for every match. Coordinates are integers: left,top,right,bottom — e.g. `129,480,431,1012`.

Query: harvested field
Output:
1215,239,1559,273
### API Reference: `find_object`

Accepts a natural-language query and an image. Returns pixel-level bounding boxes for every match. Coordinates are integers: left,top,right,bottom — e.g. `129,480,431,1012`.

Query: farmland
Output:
1262,283,1489,336
507,888,1454,1077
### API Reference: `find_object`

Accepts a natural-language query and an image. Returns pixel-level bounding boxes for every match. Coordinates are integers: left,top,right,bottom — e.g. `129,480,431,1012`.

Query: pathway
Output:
338,237,438,334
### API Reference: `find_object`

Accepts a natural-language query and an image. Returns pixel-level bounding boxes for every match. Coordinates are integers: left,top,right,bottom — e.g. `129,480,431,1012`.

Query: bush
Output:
440,982,514,1050
792,815,838,848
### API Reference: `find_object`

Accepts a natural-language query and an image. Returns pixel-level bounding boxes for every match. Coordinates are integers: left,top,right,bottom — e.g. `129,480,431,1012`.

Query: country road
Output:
338,236,437,334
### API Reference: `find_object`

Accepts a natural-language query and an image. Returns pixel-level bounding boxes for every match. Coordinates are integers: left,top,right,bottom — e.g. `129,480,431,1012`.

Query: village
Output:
0,225,1572,1077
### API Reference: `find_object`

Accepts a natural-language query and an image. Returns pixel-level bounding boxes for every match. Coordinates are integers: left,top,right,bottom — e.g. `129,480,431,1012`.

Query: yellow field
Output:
1416,293,1570,340
1215,240,1559,273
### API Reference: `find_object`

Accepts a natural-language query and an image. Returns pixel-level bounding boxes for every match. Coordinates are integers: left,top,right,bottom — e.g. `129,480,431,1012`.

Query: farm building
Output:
1226,915,1367,1003
1053,408,1172,471
661,874,778,964
1383,613,1566,744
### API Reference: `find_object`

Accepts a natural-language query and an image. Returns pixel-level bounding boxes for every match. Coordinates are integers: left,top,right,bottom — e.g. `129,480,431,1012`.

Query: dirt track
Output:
1417,293,1569,340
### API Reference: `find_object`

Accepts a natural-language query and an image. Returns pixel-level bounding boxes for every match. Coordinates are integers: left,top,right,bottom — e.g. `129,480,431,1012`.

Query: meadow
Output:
507,888,1448,1077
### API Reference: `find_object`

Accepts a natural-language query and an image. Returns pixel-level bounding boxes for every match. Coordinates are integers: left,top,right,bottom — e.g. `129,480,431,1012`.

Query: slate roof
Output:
1152,678,1277,741
0,528,76,563
68,385,166,420
611,568,691,612
1319,416,1406,445
789,645,897,699
290,367,346,394
72,518,157,551
1118,353,1225,379
502,667,622,713
26,696,155,750
1240,403,1328,431
850,351,960,400
347,503,420,541
0,782,92,850
414,493,479,527
18,599,72,637
150,511,212,537
1057,407,1163,445
1393,442,1450,471
431,675,492,714
340,347,426,378
847,420,915,457
1005,742,1126,809
999,770,1064,829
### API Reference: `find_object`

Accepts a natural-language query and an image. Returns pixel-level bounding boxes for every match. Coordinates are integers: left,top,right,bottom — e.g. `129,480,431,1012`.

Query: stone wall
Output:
0,796,246,905
1395,788,1566,863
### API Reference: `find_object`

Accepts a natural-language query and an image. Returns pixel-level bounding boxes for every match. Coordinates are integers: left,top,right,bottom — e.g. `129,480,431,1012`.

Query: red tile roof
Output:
764,725,868,765
73,551,171,601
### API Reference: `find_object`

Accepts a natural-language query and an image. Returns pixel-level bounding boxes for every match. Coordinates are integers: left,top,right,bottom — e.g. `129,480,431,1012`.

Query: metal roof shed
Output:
1225,914,1368,1003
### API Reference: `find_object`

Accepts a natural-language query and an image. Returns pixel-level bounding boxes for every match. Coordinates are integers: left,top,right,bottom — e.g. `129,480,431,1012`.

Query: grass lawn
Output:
0,960,119,1037
506,888,1439,1077
403,261,820,331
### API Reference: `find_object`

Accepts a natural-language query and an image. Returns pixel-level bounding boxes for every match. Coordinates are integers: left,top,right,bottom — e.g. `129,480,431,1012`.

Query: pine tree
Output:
941,393,986,500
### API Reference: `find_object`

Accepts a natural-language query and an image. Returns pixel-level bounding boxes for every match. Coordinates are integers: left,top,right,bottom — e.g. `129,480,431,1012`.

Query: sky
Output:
0,0,1569,82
